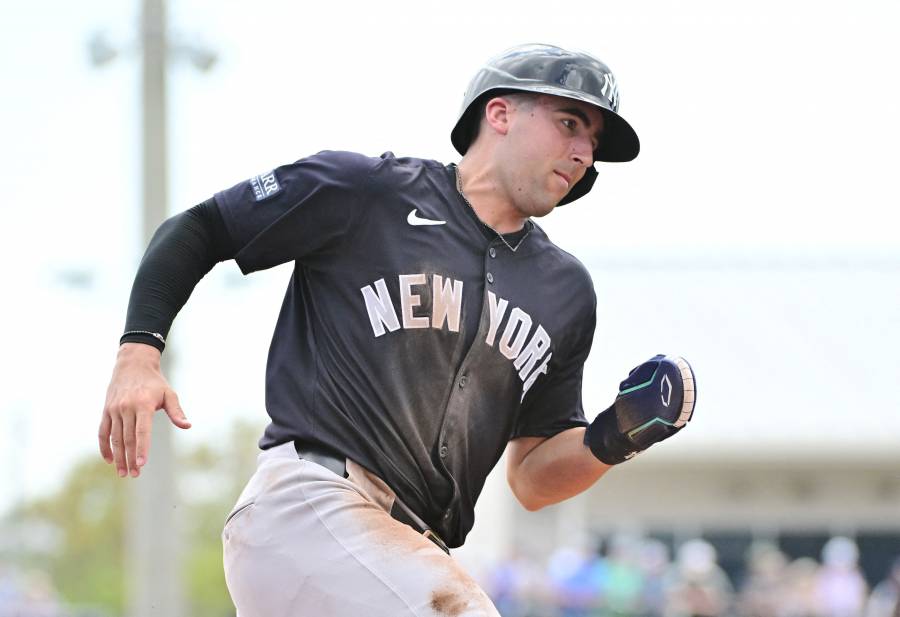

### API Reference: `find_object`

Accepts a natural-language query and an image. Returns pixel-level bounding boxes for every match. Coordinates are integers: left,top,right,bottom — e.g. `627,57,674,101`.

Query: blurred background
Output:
1,0,898,615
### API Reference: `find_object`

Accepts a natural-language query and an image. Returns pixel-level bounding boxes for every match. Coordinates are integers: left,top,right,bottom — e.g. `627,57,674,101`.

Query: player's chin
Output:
528,199,559,219
520,182,564,218
536,185,568,215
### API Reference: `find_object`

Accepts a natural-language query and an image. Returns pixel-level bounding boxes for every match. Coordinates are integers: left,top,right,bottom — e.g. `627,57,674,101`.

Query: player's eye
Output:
562,117,598,151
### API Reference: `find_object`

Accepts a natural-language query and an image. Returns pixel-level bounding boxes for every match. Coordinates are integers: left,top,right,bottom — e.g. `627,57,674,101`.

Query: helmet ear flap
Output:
558,166,598,206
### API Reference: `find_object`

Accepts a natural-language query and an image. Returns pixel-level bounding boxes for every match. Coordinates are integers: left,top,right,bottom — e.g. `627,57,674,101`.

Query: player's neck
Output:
455,157,528,234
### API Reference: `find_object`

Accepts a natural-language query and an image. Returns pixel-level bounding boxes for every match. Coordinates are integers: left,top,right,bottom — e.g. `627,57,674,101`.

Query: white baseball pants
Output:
222,442,500,617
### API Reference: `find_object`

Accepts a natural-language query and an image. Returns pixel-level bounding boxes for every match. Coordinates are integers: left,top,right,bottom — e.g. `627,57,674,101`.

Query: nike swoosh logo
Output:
407,209,446,226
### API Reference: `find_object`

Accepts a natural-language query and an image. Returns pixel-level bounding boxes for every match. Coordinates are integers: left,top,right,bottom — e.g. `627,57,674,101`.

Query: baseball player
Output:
100,44,696,616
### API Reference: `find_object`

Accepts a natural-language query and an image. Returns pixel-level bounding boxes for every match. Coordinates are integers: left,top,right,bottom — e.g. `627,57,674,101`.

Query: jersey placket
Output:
433,236,513,532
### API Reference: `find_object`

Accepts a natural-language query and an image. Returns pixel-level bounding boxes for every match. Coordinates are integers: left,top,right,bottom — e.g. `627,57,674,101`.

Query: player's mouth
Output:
553,170,572,188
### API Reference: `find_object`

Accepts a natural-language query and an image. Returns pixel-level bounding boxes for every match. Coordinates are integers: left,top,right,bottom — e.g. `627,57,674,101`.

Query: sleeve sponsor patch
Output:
249,170,281,201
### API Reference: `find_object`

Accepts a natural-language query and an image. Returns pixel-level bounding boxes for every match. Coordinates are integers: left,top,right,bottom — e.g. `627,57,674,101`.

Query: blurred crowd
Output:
481,536,900,617
0,567,65,617
0,567,106,617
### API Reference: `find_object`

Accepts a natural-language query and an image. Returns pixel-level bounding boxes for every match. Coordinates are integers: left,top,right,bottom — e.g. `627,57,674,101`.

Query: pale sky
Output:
1,0,898,513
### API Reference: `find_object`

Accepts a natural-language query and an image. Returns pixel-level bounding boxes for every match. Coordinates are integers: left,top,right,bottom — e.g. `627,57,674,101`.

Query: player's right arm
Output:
100,198,236,478
101,151,375,477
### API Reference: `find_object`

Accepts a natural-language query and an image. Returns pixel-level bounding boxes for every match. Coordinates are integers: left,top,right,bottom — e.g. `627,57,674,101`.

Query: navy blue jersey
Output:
215,150,596,547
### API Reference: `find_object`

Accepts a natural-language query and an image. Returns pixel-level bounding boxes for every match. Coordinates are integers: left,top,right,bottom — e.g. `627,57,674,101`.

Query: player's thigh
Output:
222,453,498,617
307,491,499,617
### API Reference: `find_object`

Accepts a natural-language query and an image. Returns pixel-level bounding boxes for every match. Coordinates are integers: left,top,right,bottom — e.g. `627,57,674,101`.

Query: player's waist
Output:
292,440,451,554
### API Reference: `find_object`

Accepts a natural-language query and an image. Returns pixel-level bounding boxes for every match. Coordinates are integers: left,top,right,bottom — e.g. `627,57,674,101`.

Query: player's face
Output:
498,95,604,218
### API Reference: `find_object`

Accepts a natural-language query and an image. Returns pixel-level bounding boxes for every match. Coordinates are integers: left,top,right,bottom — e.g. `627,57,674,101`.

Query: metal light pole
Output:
89,2,216,615
131,5,179,615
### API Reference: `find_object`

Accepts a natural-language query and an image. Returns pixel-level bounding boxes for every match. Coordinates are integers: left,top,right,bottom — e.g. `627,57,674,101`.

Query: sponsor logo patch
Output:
250,170,281,201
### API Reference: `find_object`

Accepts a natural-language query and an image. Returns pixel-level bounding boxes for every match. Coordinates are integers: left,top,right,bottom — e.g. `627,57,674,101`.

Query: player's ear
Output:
484,97,513,137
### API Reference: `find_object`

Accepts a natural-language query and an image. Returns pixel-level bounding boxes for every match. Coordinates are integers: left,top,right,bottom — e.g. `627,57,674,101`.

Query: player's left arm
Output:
507,354,696,511
506,427,608,511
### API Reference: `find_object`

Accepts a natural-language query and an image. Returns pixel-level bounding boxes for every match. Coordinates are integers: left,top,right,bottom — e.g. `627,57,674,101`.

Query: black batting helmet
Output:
451,44,640,205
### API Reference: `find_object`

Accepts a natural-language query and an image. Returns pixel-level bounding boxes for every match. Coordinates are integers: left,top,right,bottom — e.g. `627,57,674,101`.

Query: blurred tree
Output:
13,455,128,612
178,420,263,617
4,418,263,616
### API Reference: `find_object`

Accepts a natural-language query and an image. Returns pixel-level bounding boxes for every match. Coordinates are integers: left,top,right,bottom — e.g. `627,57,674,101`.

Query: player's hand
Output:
584,354,696,465
99,343,191,477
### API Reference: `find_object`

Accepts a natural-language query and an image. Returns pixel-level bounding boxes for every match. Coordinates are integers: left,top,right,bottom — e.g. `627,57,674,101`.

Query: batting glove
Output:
584,354,696,465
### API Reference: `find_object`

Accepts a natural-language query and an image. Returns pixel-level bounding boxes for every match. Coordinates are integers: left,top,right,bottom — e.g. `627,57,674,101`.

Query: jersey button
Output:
443,510,451,521
439,444,449,458
486,272,494,284
458,375,468,388
489,247,497,258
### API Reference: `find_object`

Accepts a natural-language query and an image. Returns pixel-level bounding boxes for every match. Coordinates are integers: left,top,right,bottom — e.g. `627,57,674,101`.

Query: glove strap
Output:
583,404,638,465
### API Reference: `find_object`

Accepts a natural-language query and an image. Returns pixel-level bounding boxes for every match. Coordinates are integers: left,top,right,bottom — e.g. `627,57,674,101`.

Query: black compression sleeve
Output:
120,197,237,352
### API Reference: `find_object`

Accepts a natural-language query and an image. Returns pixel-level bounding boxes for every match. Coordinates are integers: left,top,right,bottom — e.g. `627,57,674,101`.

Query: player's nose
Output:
570,135,595,169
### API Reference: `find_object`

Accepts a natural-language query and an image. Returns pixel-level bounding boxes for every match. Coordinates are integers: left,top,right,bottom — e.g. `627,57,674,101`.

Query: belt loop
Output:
423,530,451,555
390,495,451,555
